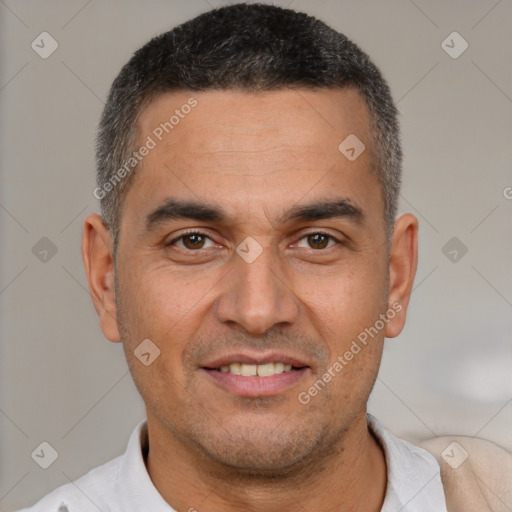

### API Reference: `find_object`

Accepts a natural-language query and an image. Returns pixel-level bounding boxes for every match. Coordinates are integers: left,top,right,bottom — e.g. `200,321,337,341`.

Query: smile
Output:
216,362,295,377
201,365,309,397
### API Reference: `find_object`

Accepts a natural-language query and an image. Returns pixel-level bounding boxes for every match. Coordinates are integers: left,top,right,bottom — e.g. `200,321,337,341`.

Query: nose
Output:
215,246,299,335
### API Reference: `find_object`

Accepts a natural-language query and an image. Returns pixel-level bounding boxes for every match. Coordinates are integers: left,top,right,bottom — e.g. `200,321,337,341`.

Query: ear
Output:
385,213,419,338
81,214,121,343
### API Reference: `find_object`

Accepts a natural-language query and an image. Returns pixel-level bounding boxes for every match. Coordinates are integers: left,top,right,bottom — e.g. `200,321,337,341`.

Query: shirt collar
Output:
367,414,448,511
117,419,176,510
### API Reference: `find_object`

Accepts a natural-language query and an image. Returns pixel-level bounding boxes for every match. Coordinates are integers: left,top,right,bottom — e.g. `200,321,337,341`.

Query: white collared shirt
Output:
17,415,448,512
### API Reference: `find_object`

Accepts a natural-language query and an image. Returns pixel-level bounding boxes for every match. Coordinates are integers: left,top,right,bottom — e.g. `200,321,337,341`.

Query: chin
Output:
189,416,334,479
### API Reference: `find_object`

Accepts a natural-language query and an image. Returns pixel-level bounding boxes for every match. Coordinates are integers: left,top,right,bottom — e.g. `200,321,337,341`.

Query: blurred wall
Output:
1,0,511,509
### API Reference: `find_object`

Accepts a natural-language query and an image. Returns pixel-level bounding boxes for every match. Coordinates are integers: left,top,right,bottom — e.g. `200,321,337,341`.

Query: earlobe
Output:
81,214,121,343
385,213,419,339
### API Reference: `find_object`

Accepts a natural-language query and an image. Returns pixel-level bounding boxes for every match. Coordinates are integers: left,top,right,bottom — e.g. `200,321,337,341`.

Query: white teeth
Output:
257,363,275,377
273,363,284,374
240,364,257,376
220,362,297,377
229,363,241,375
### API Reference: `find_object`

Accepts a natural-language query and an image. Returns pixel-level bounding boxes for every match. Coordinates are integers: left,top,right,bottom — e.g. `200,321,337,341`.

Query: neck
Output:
144,411,387,512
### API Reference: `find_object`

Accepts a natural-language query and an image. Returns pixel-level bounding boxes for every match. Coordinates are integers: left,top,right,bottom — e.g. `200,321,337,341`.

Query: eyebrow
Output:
145,197,364,232
145,199,226,231
279,199,364,225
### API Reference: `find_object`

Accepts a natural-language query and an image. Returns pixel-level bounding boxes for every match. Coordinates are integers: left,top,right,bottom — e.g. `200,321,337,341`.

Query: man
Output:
19,3,511,512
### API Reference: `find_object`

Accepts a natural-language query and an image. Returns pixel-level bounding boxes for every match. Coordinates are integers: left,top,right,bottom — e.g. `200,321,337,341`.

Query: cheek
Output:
293,256,388,406
118,262,218,342
116,268,200,410
294,256,388,342
116,263,223,402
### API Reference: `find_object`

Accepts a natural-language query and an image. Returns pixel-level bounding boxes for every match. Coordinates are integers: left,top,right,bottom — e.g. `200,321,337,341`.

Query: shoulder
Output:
15,454,122,512
16,420,148,512
419,435,512,512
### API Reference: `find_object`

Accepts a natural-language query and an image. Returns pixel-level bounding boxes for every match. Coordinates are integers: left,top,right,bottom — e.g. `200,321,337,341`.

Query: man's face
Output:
113,88,395,474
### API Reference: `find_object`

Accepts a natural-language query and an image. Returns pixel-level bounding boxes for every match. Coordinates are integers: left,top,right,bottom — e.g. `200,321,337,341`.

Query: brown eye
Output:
296,232,338,250
182,233,207,249
307,233,329,249
167,232,215,250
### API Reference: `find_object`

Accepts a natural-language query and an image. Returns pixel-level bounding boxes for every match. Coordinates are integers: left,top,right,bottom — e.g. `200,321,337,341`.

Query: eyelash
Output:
166,230,342,250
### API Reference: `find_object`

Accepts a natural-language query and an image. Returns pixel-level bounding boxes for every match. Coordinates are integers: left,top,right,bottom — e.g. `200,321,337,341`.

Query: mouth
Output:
204,362,304,376
200,353,311,397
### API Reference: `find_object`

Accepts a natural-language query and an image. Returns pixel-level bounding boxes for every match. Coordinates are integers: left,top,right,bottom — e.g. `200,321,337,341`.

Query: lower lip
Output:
201,368,309,397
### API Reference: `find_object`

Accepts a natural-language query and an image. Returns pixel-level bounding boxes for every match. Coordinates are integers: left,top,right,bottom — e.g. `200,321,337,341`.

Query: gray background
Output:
1,0,511,509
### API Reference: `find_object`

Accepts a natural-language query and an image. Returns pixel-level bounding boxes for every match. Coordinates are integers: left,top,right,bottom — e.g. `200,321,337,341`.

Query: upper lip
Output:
201,351,310,369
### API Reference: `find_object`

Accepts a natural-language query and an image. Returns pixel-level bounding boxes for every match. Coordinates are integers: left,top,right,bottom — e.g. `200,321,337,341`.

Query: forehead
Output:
137,87,372,164
125,87,381,227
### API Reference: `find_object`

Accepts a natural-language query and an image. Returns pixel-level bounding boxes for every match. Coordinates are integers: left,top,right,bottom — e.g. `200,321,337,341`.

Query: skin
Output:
82,88,418,512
